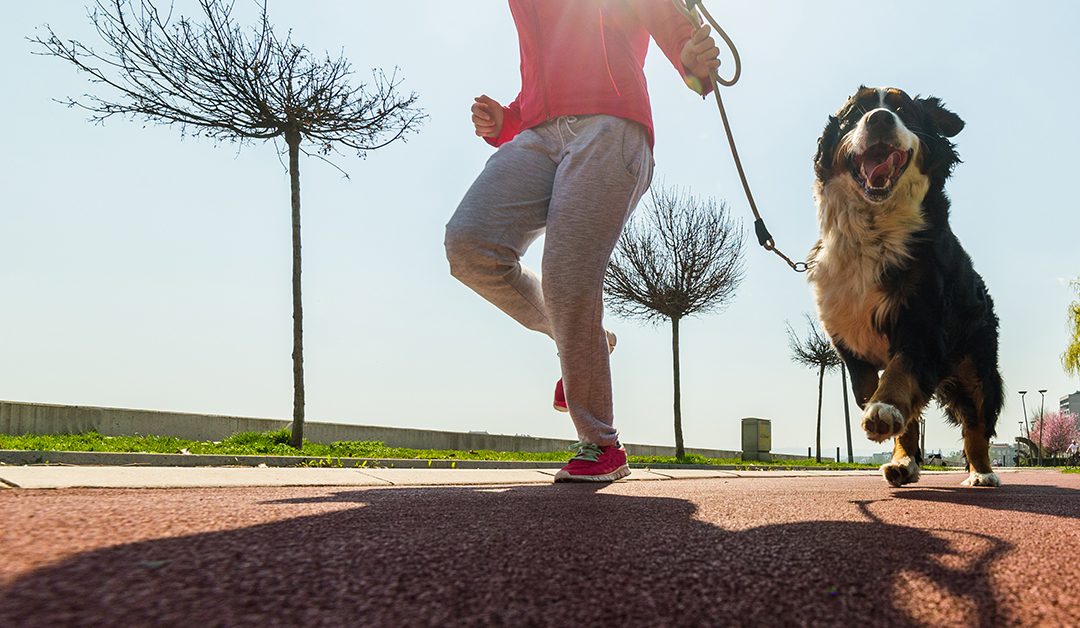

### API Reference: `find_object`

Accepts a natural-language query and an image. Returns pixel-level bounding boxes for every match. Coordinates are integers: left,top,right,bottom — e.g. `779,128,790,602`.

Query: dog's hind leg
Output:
881,417,922,487
941,358,1001,487
961,422,999,487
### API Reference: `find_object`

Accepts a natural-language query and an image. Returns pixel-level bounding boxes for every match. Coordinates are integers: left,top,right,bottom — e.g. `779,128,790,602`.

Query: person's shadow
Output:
2,479,1054,627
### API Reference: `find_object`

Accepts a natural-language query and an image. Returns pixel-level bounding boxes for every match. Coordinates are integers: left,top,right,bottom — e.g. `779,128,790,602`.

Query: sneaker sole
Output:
553,464,630,483
553,402,568,413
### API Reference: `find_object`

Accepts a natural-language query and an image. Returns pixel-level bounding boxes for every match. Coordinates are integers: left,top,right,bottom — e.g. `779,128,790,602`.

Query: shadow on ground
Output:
1,478,1059,627
891,477,1080,519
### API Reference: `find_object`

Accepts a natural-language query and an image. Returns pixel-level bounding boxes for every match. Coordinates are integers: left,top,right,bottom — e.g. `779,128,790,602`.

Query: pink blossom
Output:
1029,411,1080,456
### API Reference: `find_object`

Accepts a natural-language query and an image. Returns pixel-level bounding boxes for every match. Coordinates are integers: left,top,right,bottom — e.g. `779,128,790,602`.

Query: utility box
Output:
741,418,772,461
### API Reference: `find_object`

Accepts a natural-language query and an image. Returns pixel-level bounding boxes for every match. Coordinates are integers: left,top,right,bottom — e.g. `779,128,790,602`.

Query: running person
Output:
445,0,720,482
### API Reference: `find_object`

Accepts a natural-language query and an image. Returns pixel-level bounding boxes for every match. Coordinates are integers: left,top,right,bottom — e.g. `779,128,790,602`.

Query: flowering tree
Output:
1029,411,1080,457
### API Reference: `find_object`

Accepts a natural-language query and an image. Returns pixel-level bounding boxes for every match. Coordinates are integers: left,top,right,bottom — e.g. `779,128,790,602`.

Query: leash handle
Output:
671,0,739,87
687,1,741,87
675,0,809,273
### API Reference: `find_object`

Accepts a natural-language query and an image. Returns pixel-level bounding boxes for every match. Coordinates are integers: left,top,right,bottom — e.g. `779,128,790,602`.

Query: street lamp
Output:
1019,391,1029,435
1038,389,1047,466
1019,390,1029,466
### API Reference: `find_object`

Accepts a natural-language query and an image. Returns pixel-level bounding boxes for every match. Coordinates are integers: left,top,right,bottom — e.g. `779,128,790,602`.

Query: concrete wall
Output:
0,400,754,459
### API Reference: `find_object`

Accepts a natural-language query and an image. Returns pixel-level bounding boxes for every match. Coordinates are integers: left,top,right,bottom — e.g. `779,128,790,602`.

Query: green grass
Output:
1063,467,1080,474
628,451,875,470
0,430,878,469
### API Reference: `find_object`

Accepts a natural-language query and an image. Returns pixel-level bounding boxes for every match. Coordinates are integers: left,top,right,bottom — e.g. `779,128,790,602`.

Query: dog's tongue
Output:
865,151,903,188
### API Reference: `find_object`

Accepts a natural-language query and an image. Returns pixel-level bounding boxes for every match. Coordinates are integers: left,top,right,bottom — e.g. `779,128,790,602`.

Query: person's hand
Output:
681,24,720,82
471,95,504,139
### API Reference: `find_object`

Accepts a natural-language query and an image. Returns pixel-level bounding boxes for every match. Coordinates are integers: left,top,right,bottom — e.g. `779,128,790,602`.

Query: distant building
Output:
989,442,1017,467
1060,391,1080,418
942,451,967,467
869,452,893,465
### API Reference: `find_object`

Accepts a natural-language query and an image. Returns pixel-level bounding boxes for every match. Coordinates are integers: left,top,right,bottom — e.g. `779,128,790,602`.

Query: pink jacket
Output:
489,0,703,148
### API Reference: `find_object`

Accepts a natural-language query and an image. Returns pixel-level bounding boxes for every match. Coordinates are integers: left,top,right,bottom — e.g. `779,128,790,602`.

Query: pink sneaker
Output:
554,442,630,482
552,331,617,413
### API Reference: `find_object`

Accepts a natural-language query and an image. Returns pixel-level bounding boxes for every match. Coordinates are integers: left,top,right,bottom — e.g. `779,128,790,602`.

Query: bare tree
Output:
786,314,841,463
32,0,425,448
605,185,745,459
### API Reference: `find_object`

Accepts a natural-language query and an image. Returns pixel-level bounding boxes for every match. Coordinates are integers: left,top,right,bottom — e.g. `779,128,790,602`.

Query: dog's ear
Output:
814,115,841,180
917,96,965,138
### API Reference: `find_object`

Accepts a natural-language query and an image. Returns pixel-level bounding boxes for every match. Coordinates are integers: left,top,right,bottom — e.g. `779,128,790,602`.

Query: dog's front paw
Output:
880,456,920,487
862,402,906,442
961,471,1000,487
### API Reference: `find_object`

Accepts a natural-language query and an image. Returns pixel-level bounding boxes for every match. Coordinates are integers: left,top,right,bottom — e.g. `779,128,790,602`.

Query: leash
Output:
673,0,809,273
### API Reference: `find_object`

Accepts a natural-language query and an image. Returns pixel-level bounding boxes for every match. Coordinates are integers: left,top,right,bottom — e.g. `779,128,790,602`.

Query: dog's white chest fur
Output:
809,176,928,367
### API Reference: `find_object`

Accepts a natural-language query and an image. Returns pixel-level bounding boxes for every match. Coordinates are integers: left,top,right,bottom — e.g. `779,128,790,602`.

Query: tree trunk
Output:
286,129,306,449
842,363,853,463
672,316,684,459
816,364,824,463
920,416,926,461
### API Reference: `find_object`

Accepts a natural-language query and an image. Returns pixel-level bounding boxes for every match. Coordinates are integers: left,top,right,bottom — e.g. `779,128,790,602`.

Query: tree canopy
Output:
605,185,744,325
31,0,424,158
786,313,841,372
1064,279,1080,377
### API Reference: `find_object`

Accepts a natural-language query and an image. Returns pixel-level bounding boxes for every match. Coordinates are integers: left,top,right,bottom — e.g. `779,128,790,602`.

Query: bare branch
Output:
786,313,841,370
30,0,427,160
605,184,746,326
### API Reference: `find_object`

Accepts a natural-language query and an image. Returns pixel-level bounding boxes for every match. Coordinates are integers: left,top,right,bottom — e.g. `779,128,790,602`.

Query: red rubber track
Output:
2,471,1078,626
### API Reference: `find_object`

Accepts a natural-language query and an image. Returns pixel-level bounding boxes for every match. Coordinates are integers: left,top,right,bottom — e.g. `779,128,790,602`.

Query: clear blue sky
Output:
2,1,1078,457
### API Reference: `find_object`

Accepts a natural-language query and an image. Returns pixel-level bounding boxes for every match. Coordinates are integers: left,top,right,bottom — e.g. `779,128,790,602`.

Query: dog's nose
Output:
866,109,895,129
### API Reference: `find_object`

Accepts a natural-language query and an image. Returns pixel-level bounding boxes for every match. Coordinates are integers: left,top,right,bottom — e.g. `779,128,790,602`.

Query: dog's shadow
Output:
0,482,1040,626
893,475,1080,519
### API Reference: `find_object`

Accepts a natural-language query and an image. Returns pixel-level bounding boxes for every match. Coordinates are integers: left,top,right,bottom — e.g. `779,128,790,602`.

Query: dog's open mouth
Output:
850,143,913,201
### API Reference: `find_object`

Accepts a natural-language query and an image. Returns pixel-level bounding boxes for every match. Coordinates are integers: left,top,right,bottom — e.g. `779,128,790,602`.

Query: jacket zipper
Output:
598,6,622,96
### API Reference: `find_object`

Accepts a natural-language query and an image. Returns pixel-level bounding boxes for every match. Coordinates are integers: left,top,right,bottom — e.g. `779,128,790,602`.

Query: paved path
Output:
0,464,903,489
2,470,1077,626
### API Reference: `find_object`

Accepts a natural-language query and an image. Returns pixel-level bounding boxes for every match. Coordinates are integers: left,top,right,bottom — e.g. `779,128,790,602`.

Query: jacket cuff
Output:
683,71,715,97
484,105,523,147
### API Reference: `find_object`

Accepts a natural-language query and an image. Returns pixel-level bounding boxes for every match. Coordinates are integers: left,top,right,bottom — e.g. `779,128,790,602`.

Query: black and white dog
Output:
807,86,1003,487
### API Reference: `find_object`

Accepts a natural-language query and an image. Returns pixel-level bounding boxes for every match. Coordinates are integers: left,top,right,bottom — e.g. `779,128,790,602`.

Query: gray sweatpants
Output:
445,114,654,446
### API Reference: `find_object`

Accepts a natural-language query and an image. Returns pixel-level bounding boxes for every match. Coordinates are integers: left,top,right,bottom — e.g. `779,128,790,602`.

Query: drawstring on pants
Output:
556,115,578,146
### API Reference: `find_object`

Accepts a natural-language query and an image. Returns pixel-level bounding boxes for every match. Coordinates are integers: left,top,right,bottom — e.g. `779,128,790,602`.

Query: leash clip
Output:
756,218,810,273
